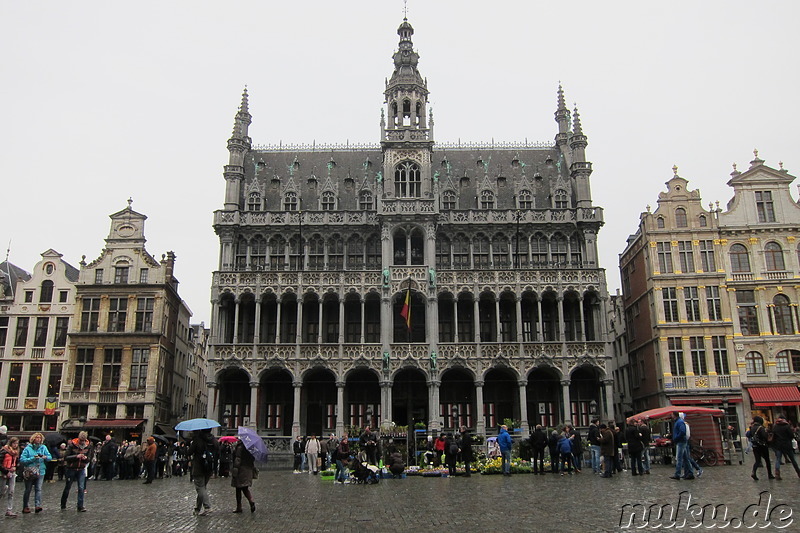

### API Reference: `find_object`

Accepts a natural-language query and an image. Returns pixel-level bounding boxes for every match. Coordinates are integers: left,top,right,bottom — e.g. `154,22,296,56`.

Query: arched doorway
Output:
527,367,561,427
570,366,602,427
302,368,336,437
484,367,519,430
218,368,250,431
259,369,293,435
439,368,475,430
392,368,428,427
346,368,381,430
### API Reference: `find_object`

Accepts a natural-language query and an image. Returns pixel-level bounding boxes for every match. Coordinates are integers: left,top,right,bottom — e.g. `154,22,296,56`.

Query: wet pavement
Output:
5,462,798,532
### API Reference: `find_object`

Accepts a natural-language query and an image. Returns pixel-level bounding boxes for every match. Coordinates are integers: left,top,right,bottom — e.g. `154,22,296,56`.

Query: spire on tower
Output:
572,104,583,135
554,83,571,142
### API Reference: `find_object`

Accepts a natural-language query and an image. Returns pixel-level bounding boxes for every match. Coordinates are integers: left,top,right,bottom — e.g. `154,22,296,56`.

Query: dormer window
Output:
656,217,665,229
247,192,262,212
698,215,707,227
675,208,688,228
755,191,775,222
359,191,374,210
480,190,495,209
321,191,336,211
442,191,456,210
518,190,532,209
284,192,298,211
554,189,568,209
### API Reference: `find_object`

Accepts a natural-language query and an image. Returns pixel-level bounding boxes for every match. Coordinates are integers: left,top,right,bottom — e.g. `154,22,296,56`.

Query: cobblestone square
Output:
7,463,797,532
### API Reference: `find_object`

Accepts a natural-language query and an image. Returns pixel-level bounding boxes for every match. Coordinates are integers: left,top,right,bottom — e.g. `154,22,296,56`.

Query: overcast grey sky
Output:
2,1,798,324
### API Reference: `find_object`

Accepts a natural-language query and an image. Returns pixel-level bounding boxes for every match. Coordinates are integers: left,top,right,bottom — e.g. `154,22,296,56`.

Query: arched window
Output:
235,236,248,270
436,235,451,269
251,236,267,270
531,233,548,266
518,190,532,209
554,189,568,209
284,191,298,211
359,191,373,210
764,242,785,271
675,208,688,228
321,191,336,211
395,161,421,197
776,351,792,373
452,234,470,269
745,351,765,375
656,217,665,229
269,236,286,270
569,234,583,266
773,294,794,335
346,235,364,270
247,192,262,212
729,244,750,272
365,234,381,269
492,234,509,268
698,215,707,227
308,235,325,270
474,235,490,268
328,235,343,269
40,280,54,303
551,234,568,266
442,190,456,210
480,190,495,209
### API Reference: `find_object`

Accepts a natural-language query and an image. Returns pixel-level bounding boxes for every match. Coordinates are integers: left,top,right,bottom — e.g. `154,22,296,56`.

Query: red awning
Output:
84,419,145,428
747,386,800,407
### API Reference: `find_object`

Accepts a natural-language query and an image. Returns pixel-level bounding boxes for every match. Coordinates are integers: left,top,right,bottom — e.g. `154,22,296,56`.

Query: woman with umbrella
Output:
230,438,257,513
176,418,221,516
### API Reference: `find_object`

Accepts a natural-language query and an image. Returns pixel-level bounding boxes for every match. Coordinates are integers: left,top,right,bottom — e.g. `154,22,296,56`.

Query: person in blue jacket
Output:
20,432,52,513
497,425,513,476
557,431,573,475
669,412,693,480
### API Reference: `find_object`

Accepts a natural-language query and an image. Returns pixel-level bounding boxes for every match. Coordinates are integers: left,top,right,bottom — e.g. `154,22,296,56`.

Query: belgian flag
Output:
400,285,411,331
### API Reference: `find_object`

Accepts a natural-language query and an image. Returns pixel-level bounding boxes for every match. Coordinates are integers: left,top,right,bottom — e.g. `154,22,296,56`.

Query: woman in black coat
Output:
624,423,643,475
458,427,474,477
548,430,560,473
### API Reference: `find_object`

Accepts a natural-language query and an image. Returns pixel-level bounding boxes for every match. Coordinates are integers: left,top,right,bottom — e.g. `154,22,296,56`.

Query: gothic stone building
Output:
209,18,612,439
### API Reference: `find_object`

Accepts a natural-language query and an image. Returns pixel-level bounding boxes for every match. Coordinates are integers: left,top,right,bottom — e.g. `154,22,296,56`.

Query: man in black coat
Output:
530,425,547,475
625,422,643,475
458,427,474,477
771,415,800,480
99,435,118,481
638,420,652,474
548,430,560,473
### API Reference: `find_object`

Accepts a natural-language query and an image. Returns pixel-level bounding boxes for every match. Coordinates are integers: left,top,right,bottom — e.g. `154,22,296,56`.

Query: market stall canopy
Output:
629,406,724,423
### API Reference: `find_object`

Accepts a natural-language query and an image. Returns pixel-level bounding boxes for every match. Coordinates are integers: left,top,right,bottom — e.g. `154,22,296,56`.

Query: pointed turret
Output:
568,104,592,207
554,83,570,146
224,87,252,211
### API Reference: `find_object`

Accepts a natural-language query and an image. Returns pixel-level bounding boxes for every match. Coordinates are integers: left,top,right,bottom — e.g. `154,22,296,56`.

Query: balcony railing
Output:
730,273,754,281
763,271,790,280
31,348,45,359
668,374,739,390
4,398,18,410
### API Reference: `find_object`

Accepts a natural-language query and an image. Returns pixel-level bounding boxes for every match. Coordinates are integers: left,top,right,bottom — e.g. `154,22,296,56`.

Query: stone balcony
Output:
665,373,740,391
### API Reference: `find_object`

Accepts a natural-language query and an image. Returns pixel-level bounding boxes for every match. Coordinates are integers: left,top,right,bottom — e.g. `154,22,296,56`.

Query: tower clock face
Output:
117,224,135,237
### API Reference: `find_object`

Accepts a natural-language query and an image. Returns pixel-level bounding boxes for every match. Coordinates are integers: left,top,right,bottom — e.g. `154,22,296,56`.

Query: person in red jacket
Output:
1,436,20,517
61,431,93,512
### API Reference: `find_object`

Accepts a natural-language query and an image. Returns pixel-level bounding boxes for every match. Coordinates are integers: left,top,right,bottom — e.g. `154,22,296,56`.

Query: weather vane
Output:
403,0,408,18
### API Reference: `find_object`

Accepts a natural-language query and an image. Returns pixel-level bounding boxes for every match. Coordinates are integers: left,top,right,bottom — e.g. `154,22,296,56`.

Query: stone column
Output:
359,297,365,344
296,300,303,344
578,296,586,342
249,381,259,428
336,381,345,436
205,382,218,421
453,296,459,342
210,299,220,344
381,380,393,427
339,299,345,344
518,380,529,433
473,298,481,343
495,298,502,343
254,298,261,345
561,379,571,425
602,379,614,421
557,296,565,343
233,298,240,344
475,380,485,436
428,380,441,433
292,381,302,438
537,296,544,341
275,297,282,343
515,296,523,343
317,300,323,345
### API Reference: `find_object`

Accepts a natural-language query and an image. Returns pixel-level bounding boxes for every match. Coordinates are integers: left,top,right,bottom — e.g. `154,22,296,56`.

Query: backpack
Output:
0,448,7,473
449,441,459,455
201,442,216,473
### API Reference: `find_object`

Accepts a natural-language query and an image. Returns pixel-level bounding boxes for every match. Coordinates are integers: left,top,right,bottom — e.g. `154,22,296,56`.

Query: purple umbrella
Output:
237,426,268,462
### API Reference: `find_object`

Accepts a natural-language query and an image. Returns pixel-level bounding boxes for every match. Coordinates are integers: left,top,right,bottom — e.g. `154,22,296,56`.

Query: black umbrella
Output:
152,434,170,444
87,436,101,443
44,432,69,451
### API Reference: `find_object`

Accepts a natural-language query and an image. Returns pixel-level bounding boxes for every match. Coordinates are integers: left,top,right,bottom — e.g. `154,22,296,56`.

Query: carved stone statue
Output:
382,268,390,288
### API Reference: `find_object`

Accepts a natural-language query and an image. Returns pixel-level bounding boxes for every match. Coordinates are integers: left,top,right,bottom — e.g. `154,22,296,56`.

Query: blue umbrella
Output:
238,426,268,462
174,418,221,432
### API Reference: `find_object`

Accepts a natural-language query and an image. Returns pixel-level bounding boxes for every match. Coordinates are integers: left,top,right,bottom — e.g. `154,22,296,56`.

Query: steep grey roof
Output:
0,261,32,298
244,144,565,211
61,259,80,283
